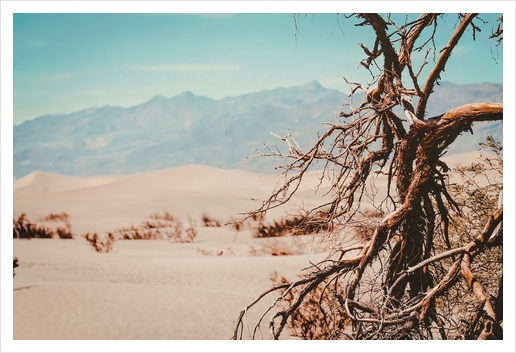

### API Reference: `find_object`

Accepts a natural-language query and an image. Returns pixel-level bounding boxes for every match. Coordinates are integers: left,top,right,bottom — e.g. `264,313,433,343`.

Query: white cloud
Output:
129,62,242,72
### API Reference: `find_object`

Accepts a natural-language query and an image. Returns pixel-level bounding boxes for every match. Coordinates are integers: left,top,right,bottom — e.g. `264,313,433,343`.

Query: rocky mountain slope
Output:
14,81,502,178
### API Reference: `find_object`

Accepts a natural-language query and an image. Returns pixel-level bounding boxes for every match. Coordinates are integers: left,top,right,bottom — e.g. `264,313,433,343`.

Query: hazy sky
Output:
10,11,505,125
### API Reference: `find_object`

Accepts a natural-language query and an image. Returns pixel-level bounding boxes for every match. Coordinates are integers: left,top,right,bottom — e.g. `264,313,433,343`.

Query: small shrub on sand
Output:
249,238,304,256
350,209,384,241
184,216,198,242
253,212,332,238
197,247,235,256
38,212,73,238
225,216,247,231
352,223,376,241
13,257,19,277
83,232,116,253
115,212,197,243
13,213,54,239
13,212,74,239
201,213,222,227
55,228,74,239
361,209,383,218
116,225,156,240
269,271,351,339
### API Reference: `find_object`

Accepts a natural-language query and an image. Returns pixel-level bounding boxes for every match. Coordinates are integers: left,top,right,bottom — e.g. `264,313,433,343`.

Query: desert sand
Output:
11,164,338,342
7,150,507,351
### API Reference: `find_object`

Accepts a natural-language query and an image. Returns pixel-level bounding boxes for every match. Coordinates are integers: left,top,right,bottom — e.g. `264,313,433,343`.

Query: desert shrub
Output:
13,212,74,239
230,221,245,231
197,247,235,256
361,209,383,218
430,137,503,339
249,238,304,256
270,271,352,339
351,224,375,241
39,212,72,229
13,213,54,239
116,225,154,240
254,212,332,238
201,212,222,227
350,209,384,241
254,219,290,238
115,212,197,243
13,257,19,277
83,232,116,253
225,216,247,231
184,216,198,242
250,212,265,222
55,228,74,239
149,211,175,222
39,212,74,239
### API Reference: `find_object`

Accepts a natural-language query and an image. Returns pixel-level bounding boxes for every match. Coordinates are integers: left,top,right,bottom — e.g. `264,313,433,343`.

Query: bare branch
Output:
416,14,479,118
235,13,503,340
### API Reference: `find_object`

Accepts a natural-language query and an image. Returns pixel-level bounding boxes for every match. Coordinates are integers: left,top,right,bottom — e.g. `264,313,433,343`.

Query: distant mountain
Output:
13,81,502,179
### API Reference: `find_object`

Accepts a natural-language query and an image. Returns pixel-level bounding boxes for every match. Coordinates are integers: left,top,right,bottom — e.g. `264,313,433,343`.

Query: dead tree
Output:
233,13,503,340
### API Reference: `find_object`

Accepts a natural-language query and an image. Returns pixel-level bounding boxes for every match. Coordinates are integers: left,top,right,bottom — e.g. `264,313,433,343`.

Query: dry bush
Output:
13,212,74,239
253,212,332,238
225,213,267,232
201,212,222,227
81,212,197,253
14,213,55,239
429,137,503,339
350,211,384,242
83,232,116,253
197,247,235,256
149,211,176,222
184,216,198,242
229,221,245,231
352,223,375,242
361,209,383,219
249,238,304,257
269,271,352,339
39,212,74,239
115,212,197,243
225,216,247,231
13,257,19,277
116,225,149,240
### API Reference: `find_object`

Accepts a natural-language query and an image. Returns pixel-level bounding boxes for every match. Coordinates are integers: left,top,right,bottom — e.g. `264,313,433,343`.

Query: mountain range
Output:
13,81,503,179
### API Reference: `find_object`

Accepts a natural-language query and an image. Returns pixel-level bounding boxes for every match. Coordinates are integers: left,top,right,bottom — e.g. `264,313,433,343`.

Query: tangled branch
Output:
233,13,503,340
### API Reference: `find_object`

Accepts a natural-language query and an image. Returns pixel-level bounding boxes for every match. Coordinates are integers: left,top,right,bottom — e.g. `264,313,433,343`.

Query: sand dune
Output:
14,170,124,194
10,151,489,344
13,164,334,235
12,163,336,343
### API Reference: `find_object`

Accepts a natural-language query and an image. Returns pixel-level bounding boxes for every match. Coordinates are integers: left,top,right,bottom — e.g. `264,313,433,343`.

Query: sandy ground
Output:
13,235,326,340
11,164,339,343
6,150,508,350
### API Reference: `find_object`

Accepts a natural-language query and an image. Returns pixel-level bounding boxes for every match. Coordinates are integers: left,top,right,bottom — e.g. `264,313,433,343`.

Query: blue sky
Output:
10,11,505,125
